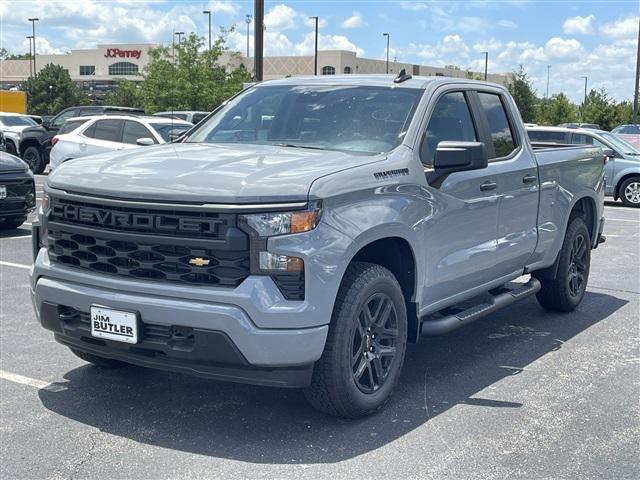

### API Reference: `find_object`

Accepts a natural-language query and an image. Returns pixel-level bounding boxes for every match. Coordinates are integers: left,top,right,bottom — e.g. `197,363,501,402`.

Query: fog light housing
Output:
259,252,304,272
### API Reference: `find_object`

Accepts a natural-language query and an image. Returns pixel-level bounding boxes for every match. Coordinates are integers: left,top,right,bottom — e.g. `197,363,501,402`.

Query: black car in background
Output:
0,151,36,230
18,105,144,174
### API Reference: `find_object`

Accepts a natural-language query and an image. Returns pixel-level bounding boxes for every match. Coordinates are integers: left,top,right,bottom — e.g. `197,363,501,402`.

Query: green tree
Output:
581,88,618,130
0,47,31,60
21,63,88,115
508,65,538,123
140,31,250,114
103,79,143,108
537,93,578,126
613,100,633,126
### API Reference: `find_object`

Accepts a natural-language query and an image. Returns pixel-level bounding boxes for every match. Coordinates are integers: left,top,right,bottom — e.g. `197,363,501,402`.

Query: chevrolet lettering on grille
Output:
51,203,223,235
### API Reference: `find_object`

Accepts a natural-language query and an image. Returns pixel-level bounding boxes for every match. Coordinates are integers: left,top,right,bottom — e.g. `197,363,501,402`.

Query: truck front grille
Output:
47,196,250,287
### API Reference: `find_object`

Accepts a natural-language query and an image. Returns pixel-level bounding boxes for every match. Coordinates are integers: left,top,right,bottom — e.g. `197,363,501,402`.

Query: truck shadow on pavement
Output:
38,291,627,464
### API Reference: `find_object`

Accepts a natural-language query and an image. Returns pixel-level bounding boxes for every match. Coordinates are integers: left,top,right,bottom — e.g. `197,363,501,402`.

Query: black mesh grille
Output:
272,273,305,301
0,177,35,213
47,196,250,287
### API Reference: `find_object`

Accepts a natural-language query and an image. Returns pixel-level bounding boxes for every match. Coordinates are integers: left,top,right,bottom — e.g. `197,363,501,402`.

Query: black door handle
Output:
480,181,497,191
523,174,537,184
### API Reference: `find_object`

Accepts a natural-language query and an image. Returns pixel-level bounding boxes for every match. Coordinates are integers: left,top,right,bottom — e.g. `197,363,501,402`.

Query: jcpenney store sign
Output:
104,48,142,59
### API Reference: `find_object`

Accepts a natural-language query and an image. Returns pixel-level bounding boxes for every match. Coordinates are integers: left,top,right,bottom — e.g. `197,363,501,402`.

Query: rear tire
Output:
22,146,45,174
0,216,27,230
536,216,591,312
619,177,640,208
5,141,17,156
304,262,407,418
69,348,127,368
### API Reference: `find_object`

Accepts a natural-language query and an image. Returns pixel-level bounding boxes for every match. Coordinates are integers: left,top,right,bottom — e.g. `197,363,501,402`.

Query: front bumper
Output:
31,249,330,388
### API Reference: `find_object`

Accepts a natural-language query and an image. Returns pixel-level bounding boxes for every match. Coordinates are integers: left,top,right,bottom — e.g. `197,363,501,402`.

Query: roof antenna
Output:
394,68,412,84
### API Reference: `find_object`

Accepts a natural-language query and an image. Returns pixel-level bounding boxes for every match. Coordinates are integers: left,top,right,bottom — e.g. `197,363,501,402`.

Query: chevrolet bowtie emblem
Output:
189,257,210,267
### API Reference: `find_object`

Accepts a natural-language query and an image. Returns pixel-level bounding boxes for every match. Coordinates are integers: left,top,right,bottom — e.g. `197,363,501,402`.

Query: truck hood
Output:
0,151,30,173
47,143,385,204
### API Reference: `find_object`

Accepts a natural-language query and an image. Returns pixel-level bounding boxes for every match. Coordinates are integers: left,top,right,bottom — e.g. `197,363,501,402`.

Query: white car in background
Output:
49,115,192,170
0,112,39,156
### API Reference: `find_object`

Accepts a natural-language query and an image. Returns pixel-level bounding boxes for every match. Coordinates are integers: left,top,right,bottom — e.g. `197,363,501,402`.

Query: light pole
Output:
481,51,488,80
254,0,264,81
245,14,252,57
383,33,390,74
633,15,640,124
309,16,319,75
582,76,588,105
203,10,211,54
546,65,551,99
175,31,184,45
28,17,39,74
26,35,33,77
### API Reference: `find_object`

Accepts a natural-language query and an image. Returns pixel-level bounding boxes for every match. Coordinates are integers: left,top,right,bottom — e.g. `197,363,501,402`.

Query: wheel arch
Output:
19,138,42,157
347,236,419,343
614,172,640,201
533,195,597,281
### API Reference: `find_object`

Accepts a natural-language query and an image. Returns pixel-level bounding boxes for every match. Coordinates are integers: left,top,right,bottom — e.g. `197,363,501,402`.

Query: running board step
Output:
421,278,541,336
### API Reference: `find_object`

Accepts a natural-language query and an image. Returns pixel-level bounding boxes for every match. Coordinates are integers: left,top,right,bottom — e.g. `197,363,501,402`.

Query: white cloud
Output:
544,37,584,60
441,34,470,53
399,2,430,11
264,4,297,31
341,12,367,29
23,37,66,55
206,1,239,16
600,15,640,38
562,15,595,35
498,20,518,29
294,32,364,56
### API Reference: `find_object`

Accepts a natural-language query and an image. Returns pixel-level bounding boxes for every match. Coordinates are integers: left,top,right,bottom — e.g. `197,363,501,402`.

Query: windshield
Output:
151,123,192,142
599,131,640,156
185,85,423,154
0,116,37,127
612,125,640,134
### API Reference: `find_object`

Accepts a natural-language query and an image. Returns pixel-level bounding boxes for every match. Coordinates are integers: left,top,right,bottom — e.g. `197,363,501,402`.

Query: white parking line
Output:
0,260,30,270
0,370,67,393
606,217,640,223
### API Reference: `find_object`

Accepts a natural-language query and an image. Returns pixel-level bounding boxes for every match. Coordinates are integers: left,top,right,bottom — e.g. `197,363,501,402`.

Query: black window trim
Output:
471,90,521,163
418,89,481,167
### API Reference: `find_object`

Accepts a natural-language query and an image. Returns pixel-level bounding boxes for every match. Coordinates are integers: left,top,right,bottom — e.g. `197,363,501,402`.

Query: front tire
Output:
536,216,591,312
619,177,640,208
22,146,45,174
304,262,407,418
69,348,127,368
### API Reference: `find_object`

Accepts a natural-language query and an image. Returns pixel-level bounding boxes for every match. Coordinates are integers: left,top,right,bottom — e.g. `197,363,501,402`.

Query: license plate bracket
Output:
90,306,138,344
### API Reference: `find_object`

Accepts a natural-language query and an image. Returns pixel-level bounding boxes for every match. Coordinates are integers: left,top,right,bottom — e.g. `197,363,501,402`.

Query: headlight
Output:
239,202,321,237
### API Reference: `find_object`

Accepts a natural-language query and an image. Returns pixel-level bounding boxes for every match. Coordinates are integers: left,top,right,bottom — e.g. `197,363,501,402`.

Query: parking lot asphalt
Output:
1,174,639,479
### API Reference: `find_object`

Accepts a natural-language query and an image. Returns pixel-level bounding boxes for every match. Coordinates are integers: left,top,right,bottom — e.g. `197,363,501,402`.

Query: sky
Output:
0,0,638,103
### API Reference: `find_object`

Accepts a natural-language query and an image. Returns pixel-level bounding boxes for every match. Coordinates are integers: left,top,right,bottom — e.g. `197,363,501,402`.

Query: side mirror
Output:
601,147,615,158
42,119,51,128
136,137,155,146
433,141,488,174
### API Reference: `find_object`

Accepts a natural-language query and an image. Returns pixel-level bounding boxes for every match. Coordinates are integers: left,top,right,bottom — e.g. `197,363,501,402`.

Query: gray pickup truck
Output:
31,74,605,417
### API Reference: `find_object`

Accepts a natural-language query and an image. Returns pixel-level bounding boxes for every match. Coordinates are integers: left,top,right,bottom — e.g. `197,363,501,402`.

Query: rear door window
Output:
84,119,124,142
422,91,477,166
477,92,517,159
528,130,568,143
122,120,156,144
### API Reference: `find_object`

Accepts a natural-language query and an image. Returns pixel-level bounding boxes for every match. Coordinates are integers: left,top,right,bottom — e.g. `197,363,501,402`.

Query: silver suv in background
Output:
0,112,39,156
528,126,640,207
153,111,210,125
49,115,193,170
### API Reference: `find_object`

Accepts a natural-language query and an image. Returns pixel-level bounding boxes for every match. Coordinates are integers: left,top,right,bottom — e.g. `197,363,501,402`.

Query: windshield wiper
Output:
273,143,326,151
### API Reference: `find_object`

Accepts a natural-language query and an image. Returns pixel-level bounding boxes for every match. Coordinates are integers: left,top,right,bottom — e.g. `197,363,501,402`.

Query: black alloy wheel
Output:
352,293,399,393
567,233,588,298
